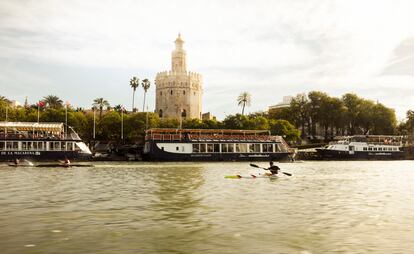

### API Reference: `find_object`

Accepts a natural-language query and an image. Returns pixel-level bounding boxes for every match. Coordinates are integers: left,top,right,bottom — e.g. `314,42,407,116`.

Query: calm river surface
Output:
1,161,414,254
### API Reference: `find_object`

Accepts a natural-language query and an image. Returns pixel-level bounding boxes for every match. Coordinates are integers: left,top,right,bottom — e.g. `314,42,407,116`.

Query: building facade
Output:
155,34,203,119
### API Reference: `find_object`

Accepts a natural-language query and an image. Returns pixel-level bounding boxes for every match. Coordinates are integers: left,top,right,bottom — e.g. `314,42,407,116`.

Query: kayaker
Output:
267,161,280,175
13,158,20,165
62,157,71,167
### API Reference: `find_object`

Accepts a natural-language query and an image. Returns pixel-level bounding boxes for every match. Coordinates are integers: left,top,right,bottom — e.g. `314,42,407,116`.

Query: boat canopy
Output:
146,128,271,135
0,122,64,132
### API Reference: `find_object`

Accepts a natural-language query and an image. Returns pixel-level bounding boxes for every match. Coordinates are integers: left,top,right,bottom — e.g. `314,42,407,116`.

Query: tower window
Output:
183,90,185,95
159,109,163,117
170,90,173,95
160,91,162,96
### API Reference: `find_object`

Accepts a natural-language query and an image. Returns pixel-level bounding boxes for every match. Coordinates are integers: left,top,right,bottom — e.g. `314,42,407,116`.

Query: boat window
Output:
394,147,398,151
221,144,228,153
54,142,60,150
373,147,377,151
0,142,4,150
200,144,206,153
33,142,38,150
61,142,66,150
176,146,179,151
228,144,234,153
22,142,27,150
368,147,372,151
192,144,200,152
388,147,392,151
38,142,43,150
67,142,73,151
275,144,280,152
6,142,12,150
363,147,367,151
378,147,382,151
50,142,54,150
249,144,261,153
13,142,18,149
213,144,220,152
262,144,273,153
207,144,214,153
27,142,33,150
236,144,248,153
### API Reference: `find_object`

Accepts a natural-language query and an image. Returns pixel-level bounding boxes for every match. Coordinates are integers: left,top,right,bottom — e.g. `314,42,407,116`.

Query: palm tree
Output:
141,78,151,112
43,95,63,109
113,104,122,112
0,95,10,104
130,76,139,112
237,92,251,116
93,98,110,118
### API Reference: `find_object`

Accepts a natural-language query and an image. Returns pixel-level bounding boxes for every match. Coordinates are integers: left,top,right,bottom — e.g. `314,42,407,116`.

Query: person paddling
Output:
62,157,71,167
266,161,280,176
13,158,20,166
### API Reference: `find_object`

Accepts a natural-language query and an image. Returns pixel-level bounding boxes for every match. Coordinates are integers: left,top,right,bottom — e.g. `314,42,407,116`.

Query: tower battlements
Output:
156,71,202,80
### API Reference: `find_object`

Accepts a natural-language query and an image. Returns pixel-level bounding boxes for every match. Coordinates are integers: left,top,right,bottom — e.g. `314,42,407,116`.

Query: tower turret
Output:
171,33,187,73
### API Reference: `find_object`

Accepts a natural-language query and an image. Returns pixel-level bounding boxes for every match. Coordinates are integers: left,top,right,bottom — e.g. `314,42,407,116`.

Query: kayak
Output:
8,164,34,167
36,164,94,168
225,174,279,179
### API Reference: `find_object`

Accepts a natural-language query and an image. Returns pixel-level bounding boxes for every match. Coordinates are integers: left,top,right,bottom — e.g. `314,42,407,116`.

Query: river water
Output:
0,161,413,254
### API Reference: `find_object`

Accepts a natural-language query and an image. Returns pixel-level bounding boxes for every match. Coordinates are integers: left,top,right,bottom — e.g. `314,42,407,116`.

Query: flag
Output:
38,101,45,108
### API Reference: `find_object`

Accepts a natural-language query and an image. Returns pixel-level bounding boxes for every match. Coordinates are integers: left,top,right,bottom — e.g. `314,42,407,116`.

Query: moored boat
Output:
143,128,295,161
315,135,404,160
0,122,92,161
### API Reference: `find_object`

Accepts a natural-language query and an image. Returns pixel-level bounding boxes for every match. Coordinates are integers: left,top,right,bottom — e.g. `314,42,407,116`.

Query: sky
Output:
1,0,414,120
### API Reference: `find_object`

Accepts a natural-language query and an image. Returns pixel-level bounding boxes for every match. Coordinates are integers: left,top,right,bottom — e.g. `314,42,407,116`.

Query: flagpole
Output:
65,104,68,138
93,107,96,139
121,107,124,140
37,103,40,123
145,105,149,130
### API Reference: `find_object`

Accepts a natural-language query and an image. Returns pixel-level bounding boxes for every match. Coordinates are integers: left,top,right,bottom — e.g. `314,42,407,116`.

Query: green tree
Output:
290,94,309,137
98,111,121,140
43,95,63,109
342,93,361,135
92,98,110,119
269,119,301,141
237,92,251,116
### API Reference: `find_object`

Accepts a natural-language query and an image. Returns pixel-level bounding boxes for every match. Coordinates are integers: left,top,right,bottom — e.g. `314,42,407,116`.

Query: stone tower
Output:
155,34,203,120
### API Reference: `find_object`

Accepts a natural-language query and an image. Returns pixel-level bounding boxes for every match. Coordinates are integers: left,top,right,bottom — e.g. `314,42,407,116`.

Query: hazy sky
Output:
1,0,414,120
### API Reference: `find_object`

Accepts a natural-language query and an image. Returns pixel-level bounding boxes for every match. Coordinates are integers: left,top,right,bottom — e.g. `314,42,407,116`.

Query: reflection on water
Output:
0,161,414,253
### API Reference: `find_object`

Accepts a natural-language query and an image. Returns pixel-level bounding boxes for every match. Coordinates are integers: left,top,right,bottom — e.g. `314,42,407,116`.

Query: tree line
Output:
0,95,301,143
269,91,401,140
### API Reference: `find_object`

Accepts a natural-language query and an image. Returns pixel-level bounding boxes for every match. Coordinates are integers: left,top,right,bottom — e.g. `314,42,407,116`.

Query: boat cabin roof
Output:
145,128,271,135
0,122,64,132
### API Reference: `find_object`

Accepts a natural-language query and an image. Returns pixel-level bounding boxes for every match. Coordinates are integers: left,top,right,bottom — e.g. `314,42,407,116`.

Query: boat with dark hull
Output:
315,135,404,160
0,122,92,161
143,128,295,161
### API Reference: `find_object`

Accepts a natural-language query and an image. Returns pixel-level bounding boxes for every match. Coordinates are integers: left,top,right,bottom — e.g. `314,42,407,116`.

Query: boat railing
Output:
145,133,183,141
0,133,65,140
145,132,286,143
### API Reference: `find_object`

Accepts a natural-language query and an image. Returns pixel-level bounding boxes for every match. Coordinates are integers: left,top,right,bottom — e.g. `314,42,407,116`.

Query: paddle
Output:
250,163,292,176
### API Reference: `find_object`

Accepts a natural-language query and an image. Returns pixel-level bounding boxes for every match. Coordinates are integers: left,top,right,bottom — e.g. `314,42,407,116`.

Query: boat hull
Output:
315,148,404,160
0,150,91,161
